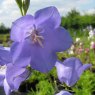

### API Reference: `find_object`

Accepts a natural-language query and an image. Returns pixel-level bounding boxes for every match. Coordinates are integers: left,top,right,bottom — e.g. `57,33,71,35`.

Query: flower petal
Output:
35,6,61,29
55,90,72,95
4,79,11,95
13,69,30,90
0,75,5,86
6,63,26,90
11,15,34,42
50,27,73,52
0,47,11,65
78,64,92,77
11,42,31,67
55,61,79,86
37,26,72,52
55,58,89,87
11,38,57,73
30,44,57,73
55,61,70,83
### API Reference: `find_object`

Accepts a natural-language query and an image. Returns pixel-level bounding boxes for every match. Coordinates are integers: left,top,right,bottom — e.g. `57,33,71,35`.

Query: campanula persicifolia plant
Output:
0,0,92,95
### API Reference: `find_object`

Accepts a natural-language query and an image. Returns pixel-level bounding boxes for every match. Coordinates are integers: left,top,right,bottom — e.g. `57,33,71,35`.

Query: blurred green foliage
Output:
61,9,95,29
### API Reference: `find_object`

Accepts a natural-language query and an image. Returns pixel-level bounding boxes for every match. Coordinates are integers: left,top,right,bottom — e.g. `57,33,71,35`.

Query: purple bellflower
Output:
0,46,30,95
10,6,72,73
0,64,30,95
55,90,72,95
55,57,91,87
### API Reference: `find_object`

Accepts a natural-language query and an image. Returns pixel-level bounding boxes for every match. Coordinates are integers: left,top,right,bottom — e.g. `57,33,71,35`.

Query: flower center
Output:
29,25,44,47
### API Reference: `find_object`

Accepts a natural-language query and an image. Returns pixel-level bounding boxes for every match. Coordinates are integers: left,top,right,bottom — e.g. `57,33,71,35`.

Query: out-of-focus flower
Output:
55,90,72,95
88,29,95,39
85,48,90,54
77,47,84,54
68,50,74,55
75,38,80,43
10,6,72,73
87,25,92,31
70,45,75,50
79,42,83,46
90,41,95,49
55,57,91,87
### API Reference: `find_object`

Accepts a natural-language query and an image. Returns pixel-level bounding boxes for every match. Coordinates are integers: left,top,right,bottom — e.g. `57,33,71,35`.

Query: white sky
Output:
0,0,95,27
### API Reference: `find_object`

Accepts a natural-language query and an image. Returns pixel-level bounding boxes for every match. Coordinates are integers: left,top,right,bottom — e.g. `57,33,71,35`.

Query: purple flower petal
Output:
11,42,31,67
78,64,92,77
4,79,11,95
6,63,28,90
13,69,30,90
55,57,91,87
48,27,72,52
30,45,57,73
35,6,61,29
55,90,72,95
0,75,5,86
11,38,57,73
0,47,11,65
11,15,34,42
26,39,57,73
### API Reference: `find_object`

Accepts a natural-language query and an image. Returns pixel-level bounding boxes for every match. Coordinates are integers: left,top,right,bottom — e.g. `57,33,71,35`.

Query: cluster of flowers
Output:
88,29,95,40
68,37,95,55
0,7,91,95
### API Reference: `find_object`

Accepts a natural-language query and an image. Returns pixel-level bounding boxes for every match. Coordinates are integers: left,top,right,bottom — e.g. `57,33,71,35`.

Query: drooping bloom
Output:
55,90,72,95
55,57,91,87
0,46,31,95
10,6,72,73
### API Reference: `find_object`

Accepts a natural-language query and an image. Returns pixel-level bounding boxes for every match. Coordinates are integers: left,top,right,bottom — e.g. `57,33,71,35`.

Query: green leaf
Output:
22,0,30,15
15,0,23,16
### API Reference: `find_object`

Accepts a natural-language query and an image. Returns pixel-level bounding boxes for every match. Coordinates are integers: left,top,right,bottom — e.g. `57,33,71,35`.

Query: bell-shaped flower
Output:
55,90,72,95
10,6,72,73
0,46,31,95
0,64,30,95
55,57,91,87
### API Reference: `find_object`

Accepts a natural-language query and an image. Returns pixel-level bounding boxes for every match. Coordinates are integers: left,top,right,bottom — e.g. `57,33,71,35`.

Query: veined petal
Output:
11,42,31,67
63,57,82,70
55,61,79,86
6,63,26,90
13,69,31,90
11,15,34,42
55,61,72,84
35,6,61,29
